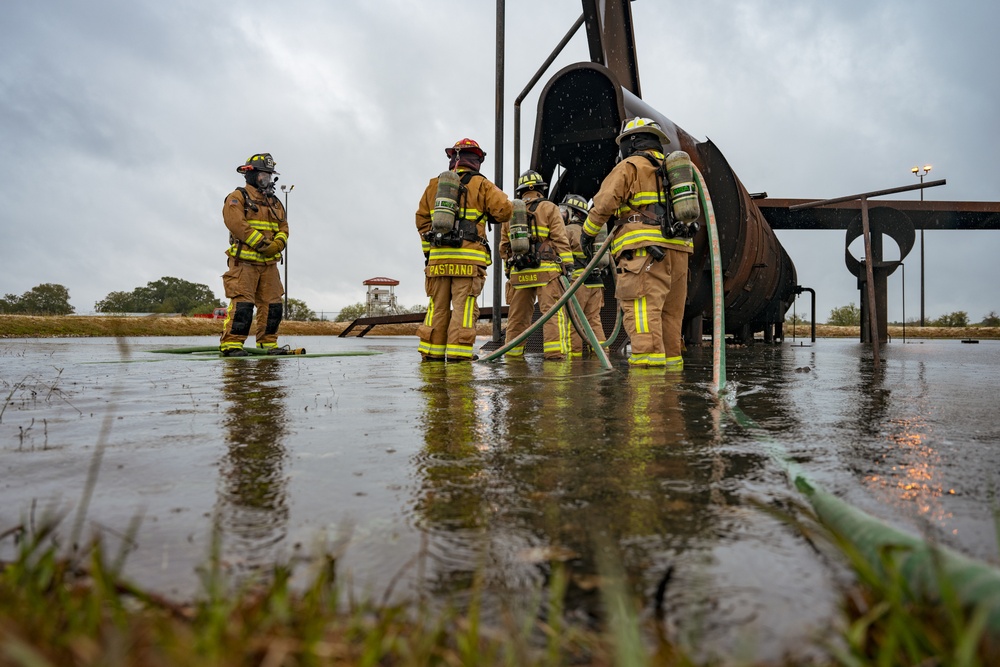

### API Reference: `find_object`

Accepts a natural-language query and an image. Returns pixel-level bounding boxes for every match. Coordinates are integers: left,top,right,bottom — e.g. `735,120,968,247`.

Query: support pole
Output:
860,197,881,370
492,0,505,343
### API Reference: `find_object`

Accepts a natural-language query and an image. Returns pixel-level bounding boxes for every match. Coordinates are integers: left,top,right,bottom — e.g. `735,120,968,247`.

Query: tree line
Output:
5,281,997,326
1,278,315,320
788,303,1000,327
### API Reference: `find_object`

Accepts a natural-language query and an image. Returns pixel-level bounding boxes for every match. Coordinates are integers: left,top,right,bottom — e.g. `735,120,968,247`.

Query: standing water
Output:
1,335,998,662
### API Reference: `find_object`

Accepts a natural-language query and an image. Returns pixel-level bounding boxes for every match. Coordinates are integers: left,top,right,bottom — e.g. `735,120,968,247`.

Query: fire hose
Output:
478,233,616,365
696,162,1000,631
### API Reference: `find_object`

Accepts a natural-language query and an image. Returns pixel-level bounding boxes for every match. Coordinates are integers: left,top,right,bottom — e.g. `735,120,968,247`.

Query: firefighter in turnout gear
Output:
219,152,292,357
415,138,513,362
579,118,696,369
499,170,574,360
560,194,607,358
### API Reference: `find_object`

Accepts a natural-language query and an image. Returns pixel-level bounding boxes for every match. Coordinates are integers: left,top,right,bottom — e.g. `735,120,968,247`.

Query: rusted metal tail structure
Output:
527,0,798,346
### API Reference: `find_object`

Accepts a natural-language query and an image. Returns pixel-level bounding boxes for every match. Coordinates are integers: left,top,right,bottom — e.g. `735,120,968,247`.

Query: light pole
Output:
911,165,931,326
280,184,295,314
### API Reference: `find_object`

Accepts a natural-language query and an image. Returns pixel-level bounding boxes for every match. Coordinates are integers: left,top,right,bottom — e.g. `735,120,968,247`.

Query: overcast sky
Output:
4,0,998,323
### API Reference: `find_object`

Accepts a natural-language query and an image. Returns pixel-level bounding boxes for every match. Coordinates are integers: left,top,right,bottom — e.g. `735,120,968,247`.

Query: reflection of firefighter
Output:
220,153,292,357
560,194,607,359
216,359,290,580
413,362,488,576
499,171,574,360
416,139,513,362
580,118,700,369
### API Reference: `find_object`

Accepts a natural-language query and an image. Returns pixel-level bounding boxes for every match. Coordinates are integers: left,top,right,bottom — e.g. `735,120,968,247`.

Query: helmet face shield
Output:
255,171,275,189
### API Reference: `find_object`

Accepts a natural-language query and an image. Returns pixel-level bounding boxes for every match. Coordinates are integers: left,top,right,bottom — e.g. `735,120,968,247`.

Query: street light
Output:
280,184,295,314
911,165,931,326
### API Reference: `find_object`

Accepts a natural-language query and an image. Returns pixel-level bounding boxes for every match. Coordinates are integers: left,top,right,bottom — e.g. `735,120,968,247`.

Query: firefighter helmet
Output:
444,138,486,160
560,193,589,216
515,170,548,195
615,117,670,146
236,152,279,175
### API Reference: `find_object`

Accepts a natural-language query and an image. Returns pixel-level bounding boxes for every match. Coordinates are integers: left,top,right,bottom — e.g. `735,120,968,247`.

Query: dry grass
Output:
1,315,995,340
785,323,1000,340
0,315,421,338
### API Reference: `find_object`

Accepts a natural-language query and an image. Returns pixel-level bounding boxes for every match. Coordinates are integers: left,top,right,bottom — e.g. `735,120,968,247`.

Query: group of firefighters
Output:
218,115,701,369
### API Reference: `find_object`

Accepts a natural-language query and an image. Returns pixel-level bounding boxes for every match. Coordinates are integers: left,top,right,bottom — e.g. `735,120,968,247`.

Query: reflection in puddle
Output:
1,336,998,662
216,359,290,581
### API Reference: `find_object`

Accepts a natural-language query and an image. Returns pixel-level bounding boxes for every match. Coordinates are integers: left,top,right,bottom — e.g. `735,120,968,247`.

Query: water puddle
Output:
2,335,997,661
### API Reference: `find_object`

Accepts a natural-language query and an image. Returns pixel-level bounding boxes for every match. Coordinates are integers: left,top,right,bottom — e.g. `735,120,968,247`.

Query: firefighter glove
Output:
562,264,574,279
581,233,596,259
259,239,285,257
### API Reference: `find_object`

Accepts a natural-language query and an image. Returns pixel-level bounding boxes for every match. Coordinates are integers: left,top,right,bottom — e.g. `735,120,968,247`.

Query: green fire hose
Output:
558,275,613,370
694,164,726,394
479,232,615,363
697,162,1000,631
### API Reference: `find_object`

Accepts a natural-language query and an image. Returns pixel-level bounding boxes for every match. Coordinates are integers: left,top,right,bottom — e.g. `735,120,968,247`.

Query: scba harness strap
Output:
433,171,492,249
228,187,284,265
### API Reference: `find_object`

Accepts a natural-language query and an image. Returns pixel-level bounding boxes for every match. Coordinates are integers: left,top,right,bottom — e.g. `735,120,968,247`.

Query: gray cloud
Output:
4,0,998,324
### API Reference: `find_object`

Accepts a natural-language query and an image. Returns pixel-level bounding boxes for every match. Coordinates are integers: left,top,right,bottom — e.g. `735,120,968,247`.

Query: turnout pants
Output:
220,258,285,352
417,269,485,361
504,278,570,360
569,285,606,358
615,247,688,368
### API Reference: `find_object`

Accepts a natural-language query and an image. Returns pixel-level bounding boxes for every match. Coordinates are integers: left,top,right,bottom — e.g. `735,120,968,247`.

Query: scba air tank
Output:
431,170,462,236
664,151,700,223
509,200,531,255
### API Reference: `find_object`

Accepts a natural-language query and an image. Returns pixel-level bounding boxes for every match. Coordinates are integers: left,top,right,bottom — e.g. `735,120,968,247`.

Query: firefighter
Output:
499,171,574,360
560,193,607,358
415,139,513,362
219,152,291,357
579,118,696,369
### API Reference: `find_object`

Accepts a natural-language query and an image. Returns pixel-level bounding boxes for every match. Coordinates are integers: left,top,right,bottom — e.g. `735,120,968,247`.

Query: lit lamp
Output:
911,165,931,326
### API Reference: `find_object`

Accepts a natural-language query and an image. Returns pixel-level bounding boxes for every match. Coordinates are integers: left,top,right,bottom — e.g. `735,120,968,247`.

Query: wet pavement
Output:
1,334,998,662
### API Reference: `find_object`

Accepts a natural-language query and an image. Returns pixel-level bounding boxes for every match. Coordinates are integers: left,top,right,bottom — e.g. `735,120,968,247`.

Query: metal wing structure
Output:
528,1,797,343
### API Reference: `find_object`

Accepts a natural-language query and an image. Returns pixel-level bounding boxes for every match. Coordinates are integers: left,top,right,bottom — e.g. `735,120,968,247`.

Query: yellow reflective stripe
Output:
459,209,483,221
541,261,561,271
418,341,446,356
665,356,684,370
446,343,474,358
463,296,476,329
275,232,288,243
421,240,431,252
627,192,662,207
221,341,244,351
558,308,571,353
505,345,525,357
633,297,649,334
247,220,280,232
610,230,692,255
228,246,278,263
628,352,652,366
246,230,264,247
429,247,490,262
558,251,573,263
256,342,278,349
582,217,602,236
543,341,564,353
423,298,434,326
